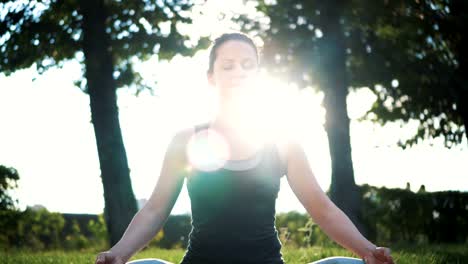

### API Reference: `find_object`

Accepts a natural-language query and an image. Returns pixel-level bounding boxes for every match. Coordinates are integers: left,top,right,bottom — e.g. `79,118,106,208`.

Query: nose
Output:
232,64,247,78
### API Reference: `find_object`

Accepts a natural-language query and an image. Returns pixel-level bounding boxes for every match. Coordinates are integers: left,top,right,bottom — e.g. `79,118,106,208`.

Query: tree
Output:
0,165,20,210
0,0,209,244
241,0,466,236
240,0,368,234
348,0,467,148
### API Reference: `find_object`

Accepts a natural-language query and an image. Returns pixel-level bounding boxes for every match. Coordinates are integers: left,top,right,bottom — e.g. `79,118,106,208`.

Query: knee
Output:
126,258,173,264
308,256,365,264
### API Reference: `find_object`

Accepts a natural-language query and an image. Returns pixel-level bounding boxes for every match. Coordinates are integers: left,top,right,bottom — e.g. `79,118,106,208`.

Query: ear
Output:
207,72,215,86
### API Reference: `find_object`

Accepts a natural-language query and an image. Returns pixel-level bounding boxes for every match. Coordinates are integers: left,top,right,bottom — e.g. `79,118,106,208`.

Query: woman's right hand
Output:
95,251,126,264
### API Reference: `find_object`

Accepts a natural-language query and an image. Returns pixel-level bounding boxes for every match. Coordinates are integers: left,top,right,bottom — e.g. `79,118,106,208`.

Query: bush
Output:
0,208,108,250
0,207,67,250
275,211,311,247
275,211,336,247
275,185,468,248
360,185,468,244
87,214,109,249
1,184,465,250
153,214,191,249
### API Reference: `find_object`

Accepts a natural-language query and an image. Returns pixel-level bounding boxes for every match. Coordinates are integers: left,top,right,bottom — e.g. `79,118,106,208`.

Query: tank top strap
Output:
192,122,287,176
194,122,210,133
264,140,288,178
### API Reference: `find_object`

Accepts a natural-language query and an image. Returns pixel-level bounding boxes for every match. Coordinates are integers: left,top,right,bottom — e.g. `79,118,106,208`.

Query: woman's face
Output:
207,40,259,98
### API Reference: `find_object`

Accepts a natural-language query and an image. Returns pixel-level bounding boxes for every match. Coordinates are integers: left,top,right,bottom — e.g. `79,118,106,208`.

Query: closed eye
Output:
242,60,255,70
223,65,234,70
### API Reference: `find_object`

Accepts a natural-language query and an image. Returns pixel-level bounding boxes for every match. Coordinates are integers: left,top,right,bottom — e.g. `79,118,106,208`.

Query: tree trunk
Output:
449,1,468,146
455,21,468,145
456,75,468,145
319,1,368,236
81,0,138,245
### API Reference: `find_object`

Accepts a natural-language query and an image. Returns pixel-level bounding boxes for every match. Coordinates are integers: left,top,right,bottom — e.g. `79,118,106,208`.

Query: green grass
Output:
2,244,467,263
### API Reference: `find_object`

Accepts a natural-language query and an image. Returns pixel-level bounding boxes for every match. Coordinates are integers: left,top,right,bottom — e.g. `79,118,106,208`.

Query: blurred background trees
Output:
1,184,466,250
1,0,466,251
236,0,467,236
0,0,209,244
0,165,20,210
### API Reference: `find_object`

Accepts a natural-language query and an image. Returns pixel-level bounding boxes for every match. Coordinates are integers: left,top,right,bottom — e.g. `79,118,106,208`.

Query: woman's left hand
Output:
363,246,394,264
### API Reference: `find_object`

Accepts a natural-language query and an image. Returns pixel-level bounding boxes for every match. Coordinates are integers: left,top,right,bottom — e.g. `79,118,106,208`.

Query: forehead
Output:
215,40,257,61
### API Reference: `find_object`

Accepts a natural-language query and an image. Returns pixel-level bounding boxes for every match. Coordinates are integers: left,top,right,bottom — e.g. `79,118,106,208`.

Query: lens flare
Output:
225,75,302,145
187,73,310,172
186,128,231,172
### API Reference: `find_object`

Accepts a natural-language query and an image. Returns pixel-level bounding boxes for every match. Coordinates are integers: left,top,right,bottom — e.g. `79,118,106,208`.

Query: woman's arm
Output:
277,139,392,263
103,128,193,262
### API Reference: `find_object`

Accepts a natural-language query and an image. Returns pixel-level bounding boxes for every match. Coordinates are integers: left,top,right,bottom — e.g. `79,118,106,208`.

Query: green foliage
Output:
0,164,20,210
276,211,313,247
0,209,22,247
275,185,468,248
148,229,165,248
1,186,466,251
0,0,210,91
304,220,337,247
86,214,109,249
275,212,341,248
64,220,90,250
1,0,211,246
0,209,110,250
360,184,468,244
15,207,66,250
151,214,191,249
349,0,467,148
241,0,467,148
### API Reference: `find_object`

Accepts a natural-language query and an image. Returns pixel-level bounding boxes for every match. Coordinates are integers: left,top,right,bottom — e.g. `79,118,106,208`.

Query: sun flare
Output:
186,73,308,171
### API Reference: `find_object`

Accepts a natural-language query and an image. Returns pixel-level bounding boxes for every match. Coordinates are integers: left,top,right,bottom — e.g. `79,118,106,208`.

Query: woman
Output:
95,32,394,264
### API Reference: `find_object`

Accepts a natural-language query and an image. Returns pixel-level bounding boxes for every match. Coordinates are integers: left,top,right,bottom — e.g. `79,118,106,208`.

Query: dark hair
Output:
207,32,259,74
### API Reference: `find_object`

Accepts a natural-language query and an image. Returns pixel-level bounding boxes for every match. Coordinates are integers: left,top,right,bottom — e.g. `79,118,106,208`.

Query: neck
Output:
210,115,245,137
209,112,264,149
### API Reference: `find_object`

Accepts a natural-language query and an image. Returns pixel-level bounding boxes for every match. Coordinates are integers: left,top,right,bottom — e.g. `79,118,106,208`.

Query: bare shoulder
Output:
173,126,195,145
166,126,195,163
273,136,303,164
273,136,290,165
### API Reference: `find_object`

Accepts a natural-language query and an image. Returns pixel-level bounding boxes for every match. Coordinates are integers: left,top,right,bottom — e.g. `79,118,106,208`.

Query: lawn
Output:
2,244,467,263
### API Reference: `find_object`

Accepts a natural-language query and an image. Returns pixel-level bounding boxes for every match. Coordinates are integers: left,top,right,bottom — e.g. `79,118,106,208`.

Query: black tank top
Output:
180,123,287,264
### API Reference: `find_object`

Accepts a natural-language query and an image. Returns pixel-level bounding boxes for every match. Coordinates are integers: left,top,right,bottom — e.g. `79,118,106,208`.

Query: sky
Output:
0,0,467,215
